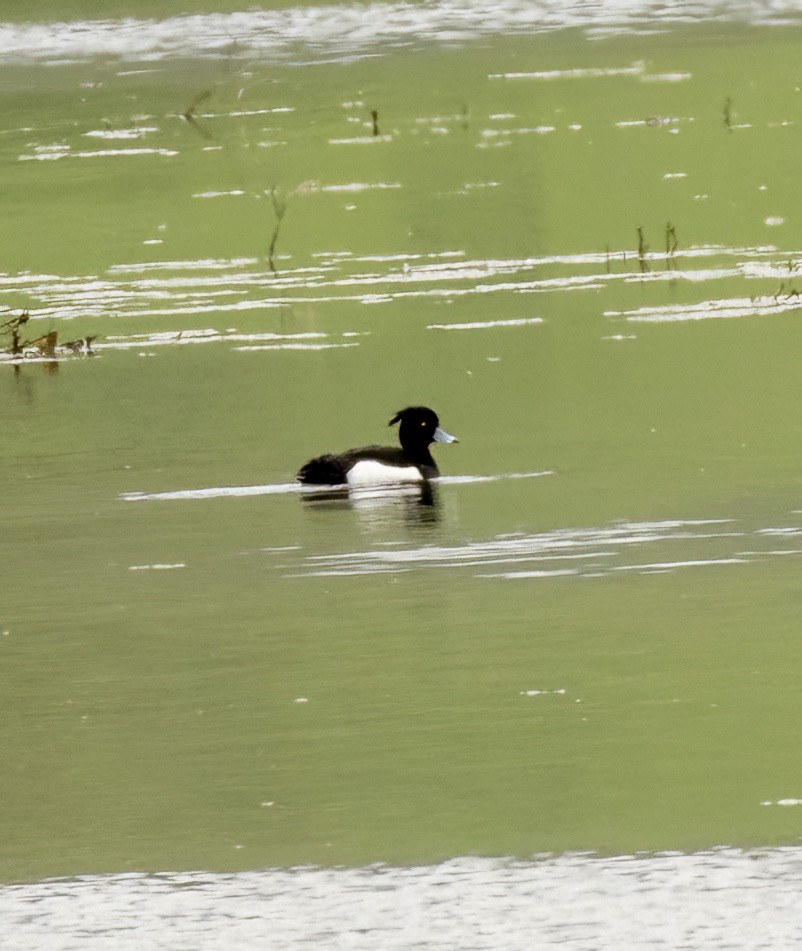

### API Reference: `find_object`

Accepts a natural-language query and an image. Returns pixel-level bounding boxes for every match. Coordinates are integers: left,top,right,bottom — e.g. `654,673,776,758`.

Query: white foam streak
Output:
611,294,802,323
121,471,553,502
328,135,392,145
107,258,259,274
612,557,747,572
427,317,544,330
19,147,178,161
477,568,578,578
437,471,554,485
490,63,645,80
640,72,692,82
234,342,359,351
84,128,158,139
122,483,304,502
320,182,402,192
192,189,246,199
97,330,330,351
128,562,186,570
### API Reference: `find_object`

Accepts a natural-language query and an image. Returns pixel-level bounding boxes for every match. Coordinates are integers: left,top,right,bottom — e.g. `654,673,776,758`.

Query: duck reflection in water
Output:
296,406,457,520
299,478,441,522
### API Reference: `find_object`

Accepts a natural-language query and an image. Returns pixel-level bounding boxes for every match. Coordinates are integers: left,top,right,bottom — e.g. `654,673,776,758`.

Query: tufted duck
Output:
296,406,458,486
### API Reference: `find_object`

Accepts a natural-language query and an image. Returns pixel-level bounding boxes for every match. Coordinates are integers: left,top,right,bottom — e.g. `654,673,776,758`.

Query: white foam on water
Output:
427,316,544,330
3,1,798,67
18,147,179,161
611,557,748,572
233,342,360,351
610,293,802,323
477,568,579,579
437,471,554,485
0,847,799,950
201,107,295,118
328,135,392,145
120,471,554,502
320,182,402,192
489,63,645,80
84,128,159,139
122,483,305,502
128,562,186,571
640,71,692,82
97,330,330,351
106,258,259,273
192,189,246,198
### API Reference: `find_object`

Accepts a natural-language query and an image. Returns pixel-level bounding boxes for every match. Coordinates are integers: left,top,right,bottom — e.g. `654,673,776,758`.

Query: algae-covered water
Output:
1,0,801,945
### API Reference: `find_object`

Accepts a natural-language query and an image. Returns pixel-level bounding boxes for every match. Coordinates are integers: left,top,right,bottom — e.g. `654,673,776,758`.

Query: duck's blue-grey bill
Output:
433,427,458,444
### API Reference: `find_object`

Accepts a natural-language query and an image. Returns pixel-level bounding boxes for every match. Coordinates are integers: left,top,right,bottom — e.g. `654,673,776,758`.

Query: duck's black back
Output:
296,453,351,485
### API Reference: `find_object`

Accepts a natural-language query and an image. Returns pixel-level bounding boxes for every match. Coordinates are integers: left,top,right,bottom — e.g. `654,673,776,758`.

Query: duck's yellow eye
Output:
421,421,427,426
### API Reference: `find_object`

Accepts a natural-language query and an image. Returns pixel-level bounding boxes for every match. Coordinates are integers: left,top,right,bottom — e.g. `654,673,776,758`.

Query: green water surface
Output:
1,16,800,883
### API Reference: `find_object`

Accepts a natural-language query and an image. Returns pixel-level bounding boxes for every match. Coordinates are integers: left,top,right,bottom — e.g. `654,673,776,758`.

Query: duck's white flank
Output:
346,459,424,487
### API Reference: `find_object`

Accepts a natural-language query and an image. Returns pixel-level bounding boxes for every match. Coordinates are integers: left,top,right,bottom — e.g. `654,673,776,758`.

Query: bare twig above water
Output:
183,88,214,139
637,227,649,273
1,309,29,355
263,181,320,273
1,310,97,363
27,331,58,358
63,336,97,355
665,221,678,269
267,187,288,273
604,228,679,275
723,96,733,132
773,282,800,303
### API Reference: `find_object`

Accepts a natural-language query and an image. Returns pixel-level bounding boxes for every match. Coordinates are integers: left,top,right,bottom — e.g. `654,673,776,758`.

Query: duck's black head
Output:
388,406,458,453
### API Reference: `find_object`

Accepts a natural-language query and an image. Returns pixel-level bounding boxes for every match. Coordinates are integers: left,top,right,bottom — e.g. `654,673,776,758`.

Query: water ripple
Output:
279,515,802,580
292,518,737,576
